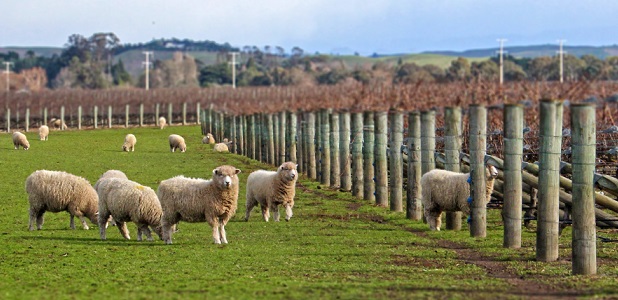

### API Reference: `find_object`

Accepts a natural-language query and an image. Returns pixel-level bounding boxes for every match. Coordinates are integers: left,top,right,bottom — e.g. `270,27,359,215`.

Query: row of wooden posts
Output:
201,101,598,275
2,102,202,131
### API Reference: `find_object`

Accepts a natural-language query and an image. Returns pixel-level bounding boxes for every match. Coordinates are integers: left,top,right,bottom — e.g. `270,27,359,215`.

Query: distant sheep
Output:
421,165,498,231
122,134,136,152
49,118,67,130
39,125,49,141
213,143,229,152
245,162,298,222
158,165,241,244
96,177,162,241
159,117,166,129
168,134,186,152
12,132,30,150
25,170,98,230
202,133,215,144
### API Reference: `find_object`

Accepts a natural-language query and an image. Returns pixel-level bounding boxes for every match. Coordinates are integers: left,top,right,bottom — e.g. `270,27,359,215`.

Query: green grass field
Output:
1,125,617,299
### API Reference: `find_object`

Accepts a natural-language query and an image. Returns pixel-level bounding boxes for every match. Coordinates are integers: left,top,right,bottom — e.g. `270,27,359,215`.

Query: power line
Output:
228,52,239,89
497,38,507,85
142,51,153,90
557,39,566,83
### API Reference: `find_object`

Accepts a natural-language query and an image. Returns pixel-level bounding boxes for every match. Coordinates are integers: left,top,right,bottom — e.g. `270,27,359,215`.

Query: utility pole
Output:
3,62,13,93
497,39,507,85
557,39,566,83
228,52,239,89
142,51,153,90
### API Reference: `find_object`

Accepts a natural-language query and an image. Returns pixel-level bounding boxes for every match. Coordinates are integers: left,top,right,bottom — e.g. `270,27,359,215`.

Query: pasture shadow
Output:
16,235,167,246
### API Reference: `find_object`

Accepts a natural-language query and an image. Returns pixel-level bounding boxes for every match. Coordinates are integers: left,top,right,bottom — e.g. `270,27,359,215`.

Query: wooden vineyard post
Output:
316,110,322,182
469,105,488,238
231,116,237,153
43,107,48,126
5,109,9,132
125,104,130,127
421,110,436,175
155,103,160,127
389,111,403,212
61,106,66,130
273,114,279,164
340,112,352,192
168,103,173,126
107,106,112,129
289,112,298,164
239,115,245,155
320,109,331,186
330,112,340,188
279,111,286,165
503,104,524,248
363,111,375,201
139,103,144,127
77,106,82,130
182,102,187,125
307,112,317,180
249,114,256,159
267,113,275,165
571,103,597,275
407,111,423,220
25,108,30,132
374,111,388,207
351,112,364,198
94,106,98,129
196,103,201,125
537,100,563,262
444,107,463,230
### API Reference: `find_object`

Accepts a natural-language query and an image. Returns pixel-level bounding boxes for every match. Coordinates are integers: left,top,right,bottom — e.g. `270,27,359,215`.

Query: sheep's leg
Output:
161,219,176,244
271,204,280,222
260,205,270,222
284,204,293,221
219,222,228,244
29,208,42,231
98,212,111,240
244,197,257,221
138,224,153,242
69,214,76,230
117,222,131,239
79,216,90,230
425,209,443,231
211,220,222,244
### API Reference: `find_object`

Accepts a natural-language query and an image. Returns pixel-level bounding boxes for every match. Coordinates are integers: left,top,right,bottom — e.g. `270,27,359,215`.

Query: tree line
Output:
2,32,618,92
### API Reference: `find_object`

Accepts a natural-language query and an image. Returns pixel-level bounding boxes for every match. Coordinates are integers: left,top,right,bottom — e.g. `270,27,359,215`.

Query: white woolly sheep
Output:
168,134,186,152
245,162,298,222
25,170,99,230
421,165,499,231
96,177,163,241
122,134,136,152
202,133,215,144
93,170,129,227
49,118,67,130
213,143,229,152
159,117,166,129
158,165,241,244
39,125,49,141
12,132,30,150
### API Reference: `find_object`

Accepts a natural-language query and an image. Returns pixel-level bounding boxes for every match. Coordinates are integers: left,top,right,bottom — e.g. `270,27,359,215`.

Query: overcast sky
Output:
2,0,616,55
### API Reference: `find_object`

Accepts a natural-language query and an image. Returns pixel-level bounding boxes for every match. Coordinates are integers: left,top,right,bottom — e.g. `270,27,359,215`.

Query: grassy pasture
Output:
1,125,617,299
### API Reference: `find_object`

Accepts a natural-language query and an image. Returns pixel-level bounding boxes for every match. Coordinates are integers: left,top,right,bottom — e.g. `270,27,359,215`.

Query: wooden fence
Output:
201,101,618,275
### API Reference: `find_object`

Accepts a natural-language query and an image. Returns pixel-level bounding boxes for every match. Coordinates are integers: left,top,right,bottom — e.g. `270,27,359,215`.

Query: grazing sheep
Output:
245,162,298,222
93,170,129,227
158,165,241,244
25,170,98,230
96,177,162,241
49,118,67,130
213,143,229,152
122,134,136,152
202,133,215,144
159,117,166,129
12,132,30,150
39,125,49,141
168,134,186,152
421,165,499,231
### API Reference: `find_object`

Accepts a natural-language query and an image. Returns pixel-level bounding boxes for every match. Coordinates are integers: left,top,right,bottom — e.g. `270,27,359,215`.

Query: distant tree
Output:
503,60,527,81
111,59,132,86
394,62,435,83
606,56,618,80
471,60,499,81
199,63,232,86
581,54,608,79
422,64,446,83
447,57,471,81
563,54,586,81
527,56,556,81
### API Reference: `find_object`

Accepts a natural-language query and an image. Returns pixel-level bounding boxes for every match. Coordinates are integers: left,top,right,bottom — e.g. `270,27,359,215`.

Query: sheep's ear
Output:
295,164,299,169
235,169,241,175
213,168,219,175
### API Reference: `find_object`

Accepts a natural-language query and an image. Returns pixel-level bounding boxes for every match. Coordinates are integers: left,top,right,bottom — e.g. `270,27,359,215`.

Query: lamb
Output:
202,133,215,144
39,125,49,141
245,162,298,222
213,143,229,152
25,170,98,230
122,134,136,152
158,165,241,244
96,177,163,241
49,118,67,130
159,117,166,129
421,165,499,231
12,132,30,150
168,134,186,152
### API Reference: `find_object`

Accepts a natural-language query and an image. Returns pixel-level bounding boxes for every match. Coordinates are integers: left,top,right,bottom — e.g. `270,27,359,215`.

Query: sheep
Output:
213,143,229,152
122,134,136,152
93,170,129,228
245,162,298,222
39,125,49,141
168,134,186,152
12,132,30,150
202,133,215,144
421,165,499,231
25,170,98,230
49,118,67,130
158,165,241,244
96,177,163,241
159,117,166,129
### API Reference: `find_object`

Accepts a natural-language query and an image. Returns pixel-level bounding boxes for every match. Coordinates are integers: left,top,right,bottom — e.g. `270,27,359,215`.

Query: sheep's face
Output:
23,141,30,150
486,165,498,179
278,162,298,182
179,143,187,152
212,166,241,189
